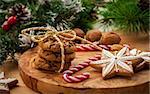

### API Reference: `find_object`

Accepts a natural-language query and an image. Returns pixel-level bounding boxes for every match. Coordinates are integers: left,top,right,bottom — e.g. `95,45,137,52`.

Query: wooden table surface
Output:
0,32,149,94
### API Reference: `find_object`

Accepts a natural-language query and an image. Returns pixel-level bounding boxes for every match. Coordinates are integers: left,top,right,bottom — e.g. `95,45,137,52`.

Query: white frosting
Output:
92,47,135,77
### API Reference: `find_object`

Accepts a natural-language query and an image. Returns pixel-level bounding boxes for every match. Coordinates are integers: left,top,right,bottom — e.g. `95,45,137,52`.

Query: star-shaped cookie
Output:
129,49,150,72
90,47,135,79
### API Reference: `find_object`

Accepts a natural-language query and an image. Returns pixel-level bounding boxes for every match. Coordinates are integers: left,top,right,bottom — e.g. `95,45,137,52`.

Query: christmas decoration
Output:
8,3,31,24
7,16,17,25
75,44,129,52
0,72,18,94
2,16,17,31
0,3,31,64
76,44,111,51
90,47,134,79
0,0,99,64
90,47,150,79
0,83,9,94
1,3,31,31
63,54,101,83
2,21,10,31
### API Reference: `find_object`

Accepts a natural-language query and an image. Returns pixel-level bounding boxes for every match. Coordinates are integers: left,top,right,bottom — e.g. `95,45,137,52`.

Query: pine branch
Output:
98,0,149,33
0,28,19,64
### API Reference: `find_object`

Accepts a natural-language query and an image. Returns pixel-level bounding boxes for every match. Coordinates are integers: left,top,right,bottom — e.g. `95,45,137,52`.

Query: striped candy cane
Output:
76,44,111,51
63,54,101,83
76,44,130,52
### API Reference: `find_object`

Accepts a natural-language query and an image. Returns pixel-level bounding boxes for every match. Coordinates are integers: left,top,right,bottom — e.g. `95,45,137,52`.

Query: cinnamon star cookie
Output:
90,47,134,79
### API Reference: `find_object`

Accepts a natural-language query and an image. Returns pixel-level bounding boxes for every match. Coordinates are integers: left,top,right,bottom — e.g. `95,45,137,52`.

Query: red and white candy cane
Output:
76,44,130,52
76,44,111,51
63,54,101,83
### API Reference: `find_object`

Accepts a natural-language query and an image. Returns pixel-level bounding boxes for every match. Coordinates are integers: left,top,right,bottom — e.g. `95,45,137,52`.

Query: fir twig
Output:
98,0,149,33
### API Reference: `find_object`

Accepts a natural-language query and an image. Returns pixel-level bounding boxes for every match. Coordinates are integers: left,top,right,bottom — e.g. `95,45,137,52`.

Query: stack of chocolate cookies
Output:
31,37,76,73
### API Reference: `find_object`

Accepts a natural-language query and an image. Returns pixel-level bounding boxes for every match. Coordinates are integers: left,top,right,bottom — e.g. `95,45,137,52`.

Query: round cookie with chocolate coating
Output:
86,29,102,42
100,32,121,45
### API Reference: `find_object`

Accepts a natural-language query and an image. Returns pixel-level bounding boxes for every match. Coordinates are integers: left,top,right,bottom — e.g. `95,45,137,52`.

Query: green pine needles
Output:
98,0,149,33
0,29,19,64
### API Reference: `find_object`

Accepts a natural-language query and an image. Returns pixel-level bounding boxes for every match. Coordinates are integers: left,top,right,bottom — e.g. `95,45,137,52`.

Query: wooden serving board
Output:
19,47,150,94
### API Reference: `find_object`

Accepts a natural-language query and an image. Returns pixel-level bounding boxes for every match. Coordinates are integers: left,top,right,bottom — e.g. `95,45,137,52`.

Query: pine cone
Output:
8,3,31,24
138,0,149,11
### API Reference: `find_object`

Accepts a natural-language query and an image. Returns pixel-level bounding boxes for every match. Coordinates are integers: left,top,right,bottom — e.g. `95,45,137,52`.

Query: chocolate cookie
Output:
39,39,76,54
31,55,50,71
31,55,71,72
47,61,71,72
39,49,75,62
